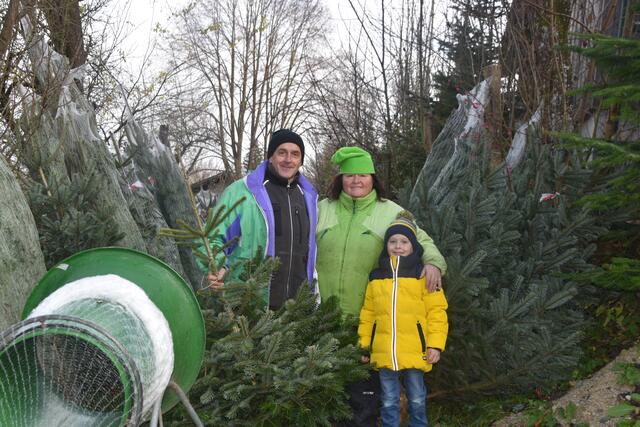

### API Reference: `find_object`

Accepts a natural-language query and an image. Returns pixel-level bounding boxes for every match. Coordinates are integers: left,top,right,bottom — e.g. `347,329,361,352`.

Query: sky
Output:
111,0,445,73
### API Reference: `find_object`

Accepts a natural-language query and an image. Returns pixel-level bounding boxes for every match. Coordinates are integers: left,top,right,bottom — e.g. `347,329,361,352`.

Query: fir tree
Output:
432,0,505,132
556,34,640,292
165,256,366,426
28,172,125,268
405,82,605,397
161,202,366,426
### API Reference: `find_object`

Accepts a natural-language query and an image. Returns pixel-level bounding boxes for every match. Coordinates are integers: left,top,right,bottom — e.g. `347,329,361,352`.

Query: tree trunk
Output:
0,156,46,330
38,0,87,68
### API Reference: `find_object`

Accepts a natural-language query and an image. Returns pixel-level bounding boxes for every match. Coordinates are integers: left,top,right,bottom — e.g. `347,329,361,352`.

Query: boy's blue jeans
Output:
379,368,428,427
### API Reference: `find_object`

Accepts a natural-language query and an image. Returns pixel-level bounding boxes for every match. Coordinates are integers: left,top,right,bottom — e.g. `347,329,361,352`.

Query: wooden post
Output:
483,64,503,164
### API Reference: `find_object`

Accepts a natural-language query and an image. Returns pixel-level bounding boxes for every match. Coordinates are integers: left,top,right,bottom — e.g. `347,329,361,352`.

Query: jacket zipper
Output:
338,199,357,301
391,256,399,371
370,321,377,349
417,321,427,353
295,206,301,243
286,183,294,299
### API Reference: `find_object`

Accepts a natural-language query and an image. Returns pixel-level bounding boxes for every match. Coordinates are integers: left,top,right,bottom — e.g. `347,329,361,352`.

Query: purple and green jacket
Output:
199,161,318,304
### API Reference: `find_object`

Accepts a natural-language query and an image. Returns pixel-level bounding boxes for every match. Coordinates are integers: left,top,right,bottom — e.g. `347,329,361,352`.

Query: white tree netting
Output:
0,156,46,330
27,275,174,420
505,106,543,171
123,113,204,288
411,78,492,207
17,16,146,251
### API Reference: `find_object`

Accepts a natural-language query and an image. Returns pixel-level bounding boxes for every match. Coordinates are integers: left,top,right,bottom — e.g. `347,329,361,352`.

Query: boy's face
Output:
387,234,413,257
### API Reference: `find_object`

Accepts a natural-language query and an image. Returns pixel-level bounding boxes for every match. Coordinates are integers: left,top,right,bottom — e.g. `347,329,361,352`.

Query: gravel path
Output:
492,341,640,427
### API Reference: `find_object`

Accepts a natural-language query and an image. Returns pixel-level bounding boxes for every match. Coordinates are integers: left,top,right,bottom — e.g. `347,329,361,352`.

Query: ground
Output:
492,341,640,426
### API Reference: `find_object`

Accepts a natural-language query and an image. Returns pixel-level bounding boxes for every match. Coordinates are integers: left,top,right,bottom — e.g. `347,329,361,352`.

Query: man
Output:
203,129,318,310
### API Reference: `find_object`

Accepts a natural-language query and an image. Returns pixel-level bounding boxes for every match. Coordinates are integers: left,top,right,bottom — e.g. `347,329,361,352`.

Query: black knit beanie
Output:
383,211,423,258
267,129,305,162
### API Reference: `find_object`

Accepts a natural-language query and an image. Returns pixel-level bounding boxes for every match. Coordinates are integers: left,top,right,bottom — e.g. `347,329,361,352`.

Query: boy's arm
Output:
357,282,376,349
416,226,447,276
424,289,449,351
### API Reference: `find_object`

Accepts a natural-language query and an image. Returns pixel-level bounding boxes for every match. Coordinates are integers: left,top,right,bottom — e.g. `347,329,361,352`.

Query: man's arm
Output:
195,181,245,276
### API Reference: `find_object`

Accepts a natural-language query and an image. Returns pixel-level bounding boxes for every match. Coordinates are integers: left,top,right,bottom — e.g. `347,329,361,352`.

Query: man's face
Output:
269,143,302,181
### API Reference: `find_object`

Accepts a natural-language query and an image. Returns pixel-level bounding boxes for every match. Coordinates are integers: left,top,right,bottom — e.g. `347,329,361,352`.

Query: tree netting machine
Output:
0,247,206,426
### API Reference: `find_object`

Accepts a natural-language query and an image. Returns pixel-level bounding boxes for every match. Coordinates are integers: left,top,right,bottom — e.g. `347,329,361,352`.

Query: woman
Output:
316,146,446,427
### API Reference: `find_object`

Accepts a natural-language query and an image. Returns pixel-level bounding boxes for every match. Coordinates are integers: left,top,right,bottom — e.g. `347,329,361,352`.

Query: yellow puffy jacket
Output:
358,254,448,372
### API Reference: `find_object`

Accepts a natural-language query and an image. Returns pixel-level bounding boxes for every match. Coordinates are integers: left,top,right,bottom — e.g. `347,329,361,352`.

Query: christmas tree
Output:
0,156,46,329
405,79,606,396
161,203,367,426
162,257,366,426
28,172,125,268
556,34,640,293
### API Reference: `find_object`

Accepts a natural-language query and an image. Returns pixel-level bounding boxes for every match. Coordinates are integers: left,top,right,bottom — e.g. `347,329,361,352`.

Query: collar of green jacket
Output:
338,189,377,212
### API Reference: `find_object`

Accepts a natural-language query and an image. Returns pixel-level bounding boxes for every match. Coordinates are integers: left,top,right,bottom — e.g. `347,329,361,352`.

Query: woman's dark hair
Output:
327,174,387,200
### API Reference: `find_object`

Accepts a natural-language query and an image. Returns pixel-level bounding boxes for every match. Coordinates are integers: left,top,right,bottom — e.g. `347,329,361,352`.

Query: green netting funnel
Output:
0,247,205,426
0,316,143,426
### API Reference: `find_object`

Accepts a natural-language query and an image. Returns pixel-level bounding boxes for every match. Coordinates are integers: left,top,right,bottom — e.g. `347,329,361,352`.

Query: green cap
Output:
330,147,375,174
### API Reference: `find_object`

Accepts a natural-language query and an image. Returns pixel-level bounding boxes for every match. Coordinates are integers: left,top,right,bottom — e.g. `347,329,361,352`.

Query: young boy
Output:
358,212,448,427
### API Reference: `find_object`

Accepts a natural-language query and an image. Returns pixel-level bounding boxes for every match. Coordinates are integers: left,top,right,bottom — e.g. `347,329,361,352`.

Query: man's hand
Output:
426,348,441,364
207,267,227,290
420,264,442,292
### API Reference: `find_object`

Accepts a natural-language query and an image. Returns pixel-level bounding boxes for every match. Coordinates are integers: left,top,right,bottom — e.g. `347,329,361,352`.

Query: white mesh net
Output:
28,275,174,418
0,275,174,426
0,316,142,426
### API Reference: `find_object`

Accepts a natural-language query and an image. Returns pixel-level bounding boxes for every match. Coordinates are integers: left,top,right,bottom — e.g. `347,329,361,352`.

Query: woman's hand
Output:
207,267,227,290
427,348,441,364
420,264,442,292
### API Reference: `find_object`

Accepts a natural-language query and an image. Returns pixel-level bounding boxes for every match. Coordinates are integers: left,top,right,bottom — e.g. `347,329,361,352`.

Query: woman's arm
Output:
415,226,446,291
416,226,447,275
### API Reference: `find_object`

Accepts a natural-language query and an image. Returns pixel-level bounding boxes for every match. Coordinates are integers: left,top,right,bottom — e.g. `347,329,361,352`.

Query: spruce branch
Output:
159,188,245,276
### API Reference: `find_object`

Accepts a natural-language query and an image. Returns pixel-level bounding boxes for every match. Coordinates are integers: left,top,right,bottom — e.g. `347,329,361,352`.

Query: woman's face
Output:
342,174,374,199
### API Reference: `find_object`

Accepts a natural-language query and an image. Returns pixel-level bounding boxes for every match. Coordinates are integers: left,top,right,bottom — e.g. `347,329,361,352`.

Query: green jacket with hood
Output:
197,161,318,306
316,190,446,317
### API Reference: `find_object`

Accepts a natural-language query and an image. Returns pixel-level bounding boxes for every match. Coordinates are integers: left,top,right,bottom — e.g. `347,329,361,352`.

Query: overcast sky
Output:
112,0,448,73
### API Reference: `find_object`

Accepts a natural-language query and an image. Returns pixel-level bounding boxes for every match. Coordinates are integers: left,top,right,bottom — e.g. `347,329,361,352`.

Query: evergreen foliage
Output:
28,172,124,268
556,34,640,292
167,256,366,426
0,156,46,329
406,93,605,397
161,202,366,426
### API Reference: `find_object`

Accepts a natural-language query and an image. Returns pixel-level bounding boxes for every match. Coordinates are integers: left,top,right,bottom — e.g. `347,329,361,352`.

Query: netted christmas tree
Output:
404,79,607,397
28,172,125,268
